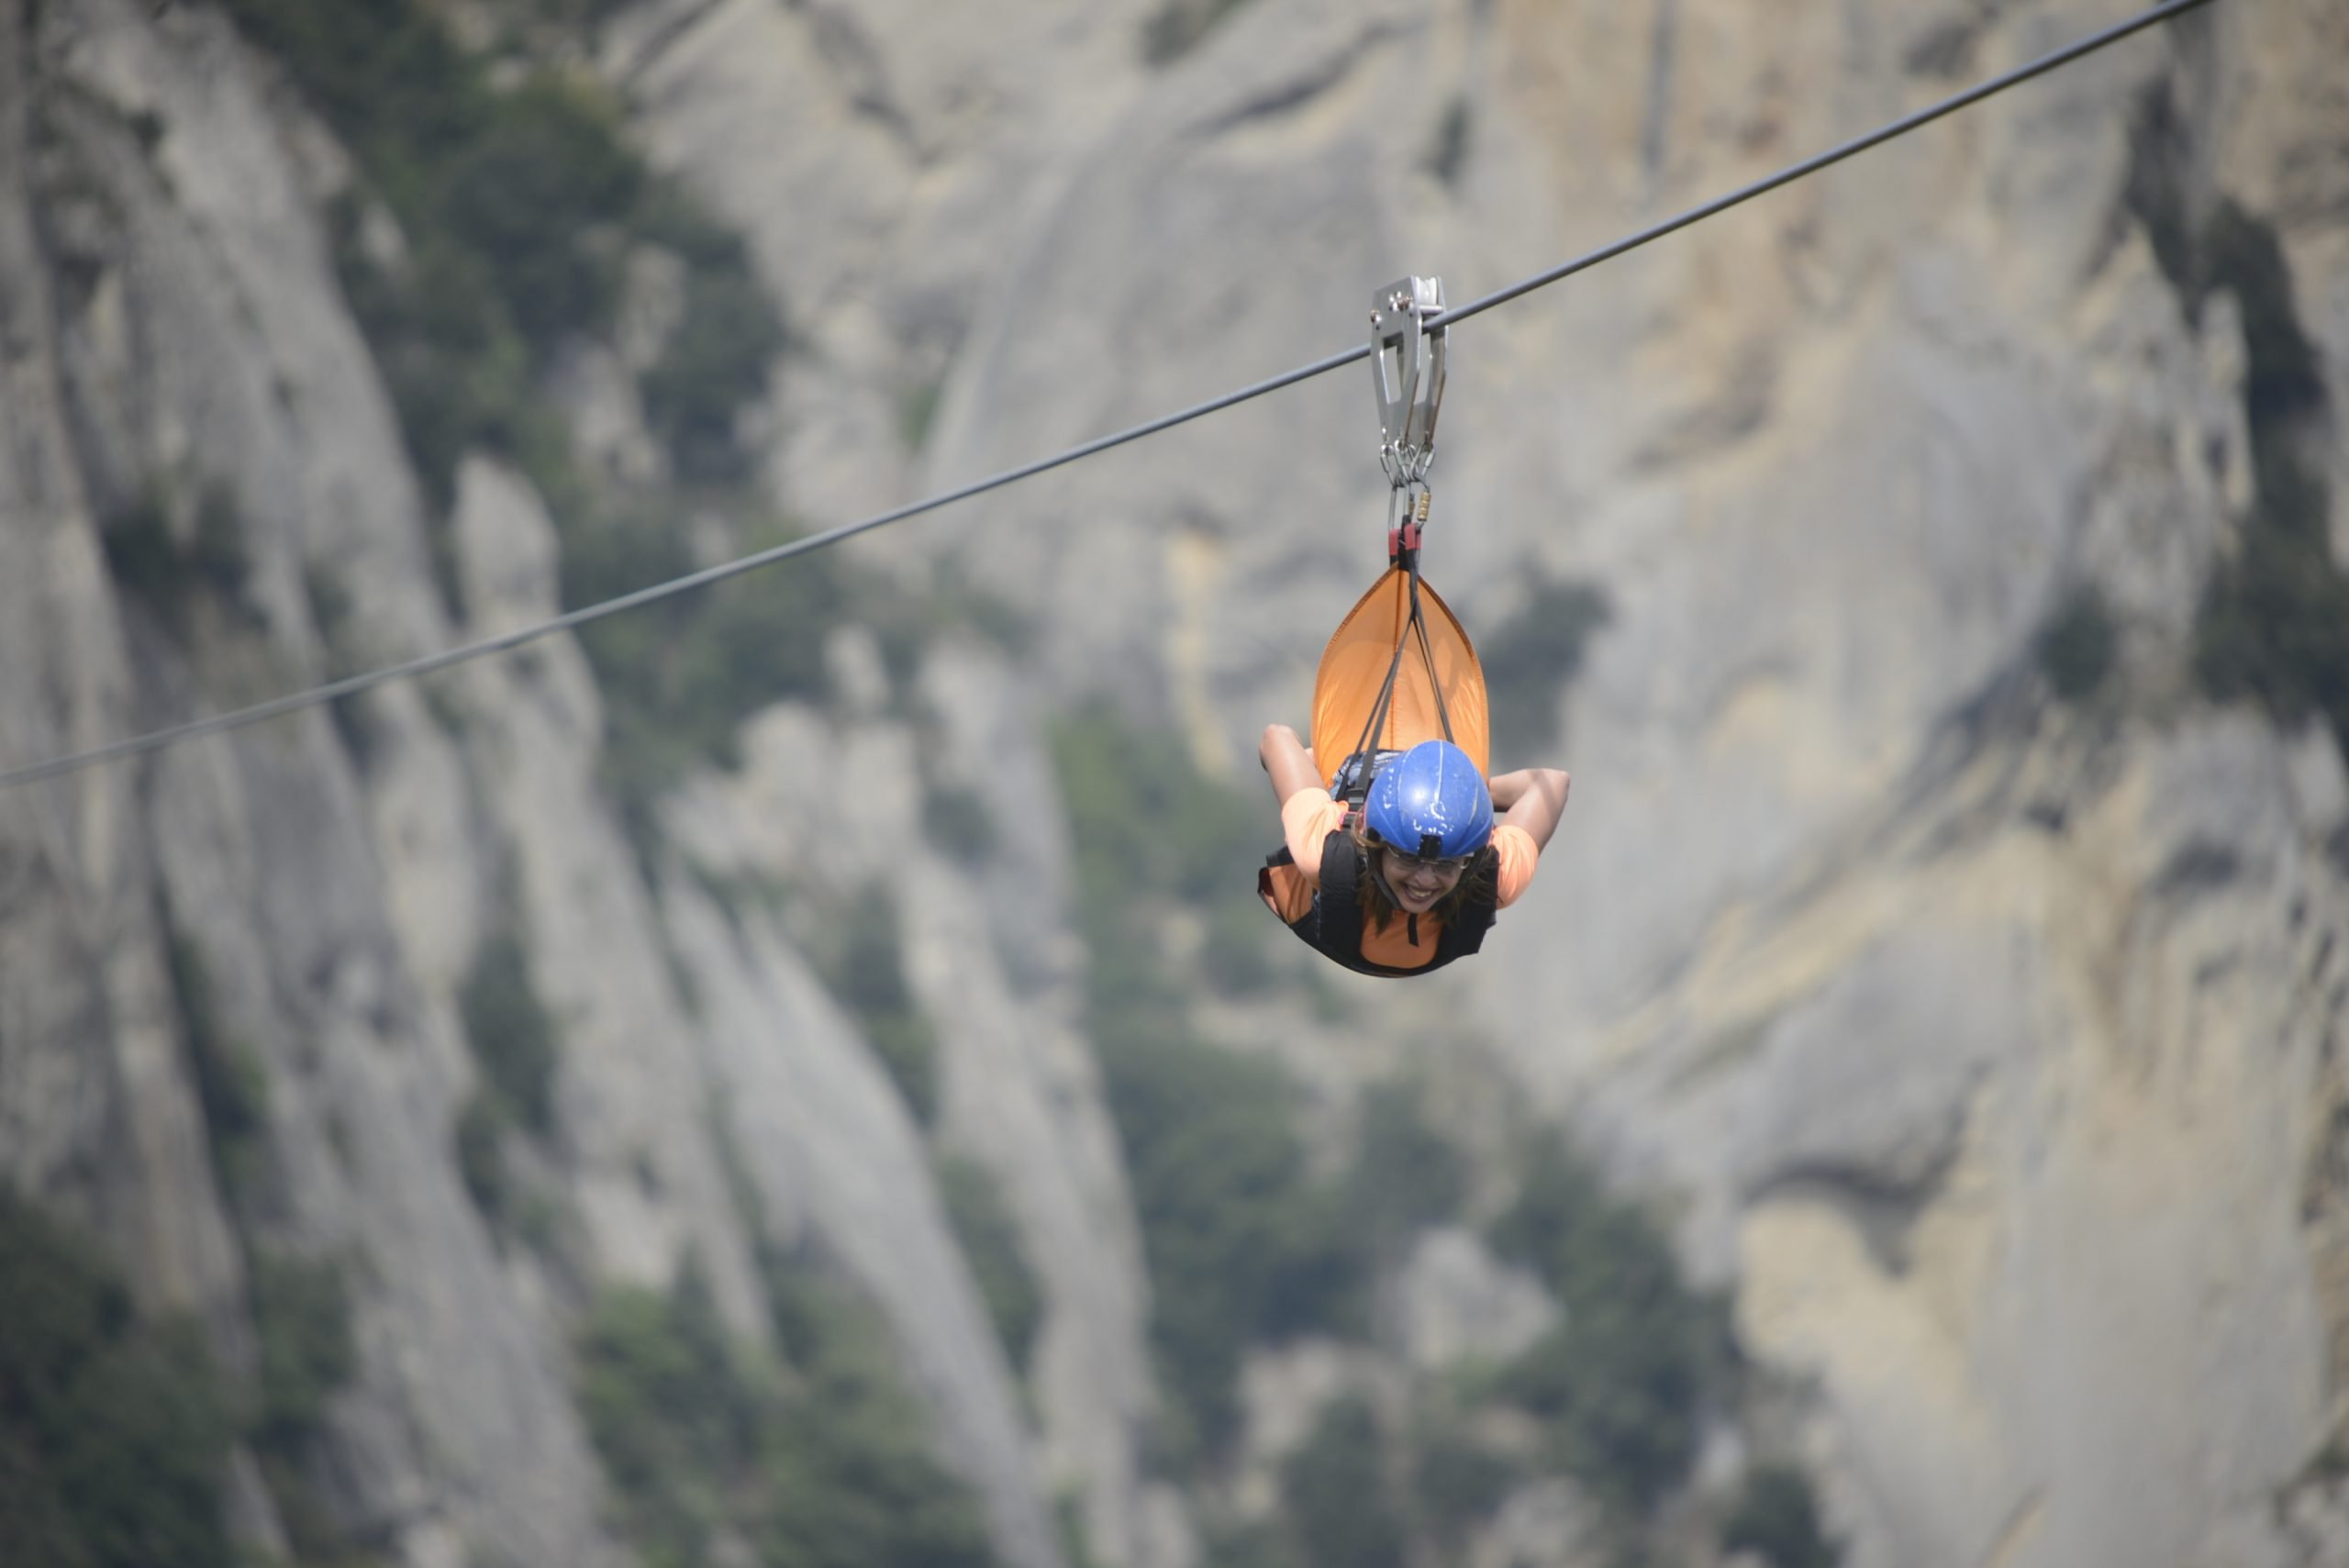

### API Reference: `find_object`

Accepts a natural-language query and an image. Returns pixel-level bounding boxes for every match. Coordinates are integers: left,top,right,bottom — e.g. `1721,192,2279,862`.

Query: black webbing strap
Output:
1342,543,1455,801
1405,558,1456,747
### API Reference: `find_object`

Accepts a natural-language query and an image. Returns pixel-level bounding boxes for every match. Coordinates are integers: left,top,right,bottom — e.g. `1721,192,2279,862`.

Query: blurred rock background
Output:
1,1,2344,1566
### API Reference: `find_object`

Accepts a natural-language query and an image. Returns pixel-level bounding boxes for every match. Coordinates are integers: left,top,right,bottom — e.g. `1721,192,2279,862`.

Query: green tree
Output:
1279,1396,1407,1568
809,890,938,1127
2034,584,2119,703
1487,1140,1720,1514
162,934,270,1202
1722,1464,1841,1568
223,0,782,500
0,1197,236,1568
577,1264,997,1568
643,254,786,484
2176,203,2349,756
438,79,640,353
1410,1419,1517,1551
937,1156,1045,1375
459,928,561,1135
1092,1025,1360,1456
1339,1081,1468,1259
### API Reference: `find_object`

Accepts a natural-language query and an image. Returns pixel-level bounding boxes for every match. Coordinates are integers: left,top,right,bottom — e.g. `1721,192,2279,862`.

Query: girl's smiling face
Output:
1379,847,1467,912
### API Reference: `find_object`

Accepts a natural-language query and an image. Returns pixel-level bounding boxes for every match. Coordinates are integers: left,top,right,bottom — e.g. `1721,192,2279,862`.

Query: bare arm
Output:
1259,724,1323,806
1488,767,1571,852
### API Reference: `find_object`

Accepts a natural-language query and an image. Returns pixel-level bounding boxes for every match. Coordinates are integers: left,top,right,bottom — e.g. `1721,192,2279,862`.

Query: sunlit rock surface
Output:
1,0,2343,1565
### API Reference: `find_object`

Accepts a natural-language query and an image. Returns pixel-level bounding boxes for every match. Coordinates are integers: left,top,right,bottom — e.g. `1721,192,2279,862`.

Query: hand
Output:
1259,724,1322,803
1489,767,1570,851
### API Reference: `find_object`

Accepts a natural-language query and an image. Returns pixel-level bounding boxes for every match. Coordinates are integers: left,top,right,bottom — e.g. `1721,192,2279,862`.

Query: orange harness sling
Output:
1309,553,1489,787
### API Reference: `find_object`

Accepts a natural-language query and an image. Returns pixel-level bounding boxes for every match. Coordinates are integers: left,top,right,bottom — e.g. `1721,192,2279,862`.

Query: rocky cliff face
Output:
1,1,1072,1563
2,1,2344,1567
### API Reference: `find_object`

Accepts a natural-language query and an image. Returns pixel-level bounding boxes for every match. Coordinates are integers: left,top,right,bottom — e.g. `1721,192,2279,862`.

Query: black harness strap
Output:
1406,563,1457,749
1346,522,1455,784
1313,828,1367,963
1259,828,1498,979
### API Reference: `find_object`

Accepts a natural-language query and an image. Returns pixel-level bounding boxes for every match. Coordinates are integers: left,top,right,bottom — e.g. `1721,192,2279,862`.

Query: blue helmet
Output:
1364,740,1493,860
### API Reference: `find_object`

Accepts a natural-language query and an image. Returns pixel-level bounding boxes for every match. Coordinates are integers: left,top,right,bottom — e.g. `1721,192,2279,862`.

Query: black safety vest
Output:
1259,828,1497,978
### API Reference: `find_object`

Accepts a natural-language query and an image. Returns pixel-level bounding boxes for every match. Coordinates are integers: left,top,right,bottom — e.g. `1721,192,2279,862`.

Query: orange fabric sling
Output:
1308,563,1489,784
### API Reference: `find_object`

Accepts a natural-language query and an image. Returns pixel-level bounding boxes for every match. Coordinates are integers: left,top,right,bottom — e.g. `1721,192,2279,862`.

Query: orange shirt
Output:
1264,790,1540,971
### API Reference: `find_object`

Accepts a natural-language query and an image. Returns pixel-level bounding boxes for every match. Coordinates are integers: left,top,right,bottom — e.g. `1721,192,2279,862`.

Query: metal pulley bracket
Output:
1371,275,1447,490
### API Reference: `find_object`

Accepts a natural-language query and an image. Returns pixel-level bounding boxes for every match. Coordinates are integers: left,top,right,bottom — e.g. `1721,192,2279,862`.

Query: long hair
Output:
1351,826,1498,933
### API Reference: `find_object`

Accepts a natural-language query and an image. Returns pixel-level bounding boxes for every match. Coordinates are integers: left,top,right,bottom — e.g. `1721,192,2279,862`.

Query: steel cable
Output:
0,0,2216,789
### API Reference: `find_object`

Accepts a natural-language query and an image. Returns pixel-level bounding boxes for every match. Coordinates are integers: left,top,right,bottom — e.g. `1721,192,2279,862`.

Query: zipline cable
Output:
0,0,2217,791
1431,0,2216,333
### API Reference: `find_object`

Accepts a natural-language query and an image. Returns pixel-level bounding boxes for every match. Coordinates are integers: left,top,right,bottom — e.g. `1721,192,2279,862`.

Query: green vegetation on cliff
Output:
1409,1415,1520,1554
558,506,841,840
219,0,822,837
451,889,573,1255
1052,706,1356,1457
98,481,256,636
163,931,271,1206
577,1262,996,1568
1723,1463,1842,1568
0,1197,237,1568
2034,583,2119,704
937,1155,1045,1376
2126,89,2348,756
1277,1395,1409,1568
245,1250,365,1561
1096,1023,1359,1460
460,926,562,1137
1052,705,1274,997
218,0,782,506
223,0,1030,858
2188,202,2348,752
799,886,940,1128
145,914,372,1561
1488,1138,1725,1515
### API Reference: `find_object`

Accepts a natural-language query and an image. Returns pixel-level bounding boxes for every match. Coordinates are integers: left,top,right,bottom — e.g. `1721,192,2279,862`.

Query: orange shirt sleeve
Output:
1281,791,1348,884
1260,790,1347,926
1492,824,1540,909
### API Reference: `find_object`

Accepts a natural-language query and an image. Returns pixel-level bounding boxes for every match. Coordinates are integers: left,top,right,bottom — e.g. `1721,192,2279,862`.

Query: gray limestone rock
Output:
1389,1225,1557,1373
5,3,2346,1568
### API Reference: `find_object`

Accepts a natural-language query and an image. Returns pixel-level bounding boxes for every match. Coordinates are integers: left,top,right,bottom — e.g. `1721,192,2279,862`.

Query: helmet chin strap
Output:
1366,844,1431,946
